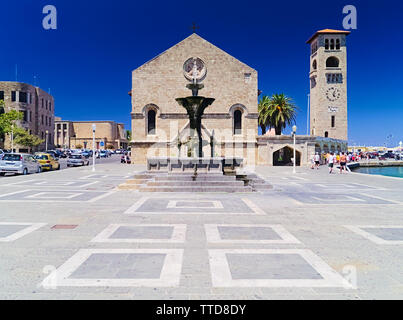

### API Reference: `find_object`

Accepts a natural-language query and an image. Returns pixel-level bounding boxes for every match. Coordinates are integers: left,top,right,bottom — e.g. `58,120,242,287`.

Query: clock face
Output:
326,87,341,101
183,57,207,82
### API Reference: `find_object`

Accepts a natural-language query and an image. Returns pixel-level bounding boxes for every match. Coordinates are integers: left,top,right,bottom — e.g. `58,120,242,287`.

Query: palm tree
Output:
258,95,271,135
267,94,298,135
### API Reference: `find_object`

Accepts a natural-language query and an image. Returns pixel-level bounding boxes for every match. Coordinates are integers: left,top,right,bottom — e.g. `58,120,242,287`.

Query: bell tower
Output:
307,29,350,141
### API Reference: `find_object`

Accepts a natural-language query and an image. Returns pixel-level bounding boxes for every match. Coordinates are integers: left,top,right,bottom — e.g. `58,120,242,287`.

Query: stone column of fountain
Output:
175,59,215,158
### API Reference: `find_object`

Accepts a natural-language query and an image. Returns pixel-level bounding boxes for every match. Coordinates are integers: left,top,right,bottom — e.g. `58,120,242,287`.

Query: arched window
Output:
336,39,341,50
147,109,156,135
233,110,242,135
326,57,339,68
312,60,317,70
330,39,335,50
325,131,329,138
325,39,329,50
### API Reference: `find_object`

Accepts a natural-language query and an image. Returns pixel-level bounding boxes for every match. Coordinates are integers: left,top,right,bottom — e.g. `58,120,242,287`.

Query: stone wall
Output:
130,34,258,164
257,135,348,166
54,120,128,150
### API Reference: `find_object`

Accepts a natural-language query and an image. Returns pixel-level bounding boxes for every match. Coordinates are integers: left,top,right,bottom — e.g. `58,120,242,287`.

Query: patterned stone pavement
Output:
0,162,402,300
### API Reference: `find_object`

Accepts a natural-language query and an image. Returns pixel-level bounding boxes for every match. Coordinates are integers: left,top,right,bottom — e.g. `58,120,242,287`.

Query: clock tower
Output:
307,29,350,141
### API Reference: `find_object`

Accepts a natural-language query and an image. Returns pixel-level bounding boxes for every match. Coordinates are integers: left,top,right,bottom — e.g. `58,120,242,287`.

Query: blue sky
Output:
0,0,402,147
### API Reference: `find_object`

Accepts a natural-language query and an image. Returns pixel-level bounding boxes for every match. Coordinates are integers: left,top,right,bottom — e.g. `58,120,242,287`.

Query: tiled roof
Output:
307,29,351,43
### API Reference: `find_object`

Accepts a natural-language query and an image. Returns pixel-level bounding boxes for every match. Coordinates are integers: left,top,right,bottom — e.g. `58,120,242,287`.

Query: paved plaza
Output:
0,161,402,300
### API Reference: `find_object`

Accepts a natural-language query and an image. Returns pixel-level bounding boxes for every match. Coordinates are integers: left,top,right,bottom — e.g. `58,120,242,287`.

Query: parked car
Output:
54,150,64,158
59,151,68,158
0,153,42,176
67,154,90,167
43,150,60,160
81,150,91,158
34,153,61,171
0,149,4,160
99,150,108,158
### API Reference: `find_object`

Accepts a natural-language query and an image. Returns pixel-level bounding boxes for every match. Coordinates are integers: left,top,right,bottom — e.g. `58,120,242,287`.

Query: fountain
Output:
146,57,244,174
123,58,268,192
175,58,215,158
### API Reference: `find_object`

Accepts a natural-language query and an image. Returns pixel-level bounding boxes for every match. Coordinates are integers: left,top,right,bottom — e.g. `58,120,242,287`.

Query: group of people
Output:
311,152,349,174
120,153,131,164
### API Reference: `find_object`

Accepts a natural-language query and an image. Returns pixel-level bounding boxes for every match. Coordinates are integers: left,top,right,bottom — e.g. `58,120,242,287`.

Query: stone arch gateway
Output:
273,146,301,166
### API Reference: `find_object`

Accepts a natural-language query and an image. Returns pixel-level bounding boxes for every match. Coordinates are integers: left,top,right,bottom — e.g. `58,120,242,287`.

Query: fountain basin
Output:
147,157,244,173
175,97,215,123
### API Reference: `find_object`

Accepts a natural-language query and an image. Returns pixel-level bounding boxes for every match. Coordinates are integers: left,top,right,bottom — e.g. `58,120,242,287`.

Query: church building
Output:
129,30,349,167
130,33,259,165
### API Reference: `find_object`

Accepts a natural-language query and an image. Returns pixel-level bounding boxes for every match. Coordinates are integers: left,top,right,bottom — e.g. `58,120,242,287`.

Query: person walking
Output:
310,154,315,169
340,152,347,174
125,153,131,164
314,152,320,170
328,152,335,174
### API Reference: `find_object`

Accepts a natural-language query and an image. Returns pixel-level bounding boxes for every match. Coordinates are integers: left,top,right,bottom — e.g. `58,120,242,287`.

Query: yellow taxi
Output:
34,153,61,171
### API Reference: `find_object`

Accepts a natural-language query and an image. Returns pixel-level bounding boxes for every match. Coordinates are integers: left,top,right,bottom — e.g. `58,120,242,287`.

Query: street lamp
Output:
306,94,310,136
92,124,96,172
11,124,14,154
45,130,49,151
292,125,297,174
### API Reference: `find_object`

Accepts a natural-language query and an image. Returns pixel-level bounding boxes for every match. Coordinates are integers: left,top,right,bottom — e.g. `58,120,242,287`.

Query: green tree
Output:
0,100,24,147
258,95,271,135
126,130,132,141
0,100,23,137
13,128,44,149
267,94,298,135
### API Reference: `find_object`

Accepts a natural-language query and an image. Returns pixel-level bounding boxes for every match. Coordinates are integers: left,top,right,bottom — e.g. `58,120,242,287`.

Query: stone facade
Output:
257,135,348,166
54,119,128,150
129,31,350,168
0,81,55,152
307,30,350,141
130,33,259,165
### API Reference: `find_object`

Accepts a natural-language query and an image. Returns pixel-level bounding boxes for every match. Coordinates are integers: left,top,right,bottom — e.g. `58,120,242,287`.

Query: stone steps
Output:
153,175,237,182
118,171,271,193
138,186,253,193
146,180,245,187
235,173,273,192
